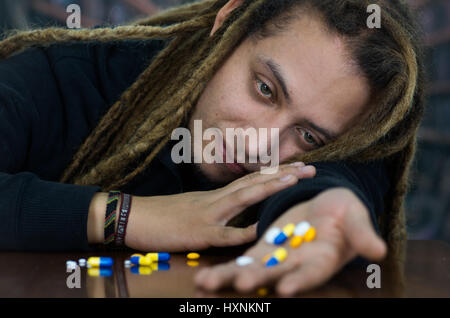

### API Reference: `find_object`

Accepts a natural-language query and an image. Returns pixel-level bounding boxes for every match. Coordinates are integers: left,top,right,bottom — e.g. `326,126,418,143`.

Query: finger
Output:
207,223,257,247
276,256,335,296
216,173,301,221
343,204,387,261
194,262,237,291
218,163,315,197
233,261,297,293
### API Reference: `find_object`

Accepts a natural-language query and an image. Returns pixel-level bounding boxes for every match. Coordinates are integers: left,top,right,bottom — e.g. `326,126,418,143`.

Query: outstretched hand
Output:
194,187,387,295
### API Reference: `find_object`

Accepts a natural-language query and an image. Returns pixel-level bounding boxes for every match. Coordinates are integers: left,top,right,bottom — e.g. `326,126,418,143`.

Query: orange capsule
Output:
290,235,303,248
304,227,316,242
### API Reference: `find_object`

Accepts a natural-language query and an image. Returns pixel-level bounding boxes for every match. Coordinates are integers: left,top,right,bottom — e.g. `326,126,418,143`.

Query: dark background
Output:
0,0,448,242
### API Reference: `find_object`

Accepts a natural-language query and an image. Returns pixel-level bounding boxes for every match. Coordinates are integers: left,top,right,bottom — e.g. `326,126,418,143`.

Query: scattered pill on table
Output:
78,258,86,267
146,252,171,262
66,260,77,270
130,255,152,266
187,252,200,260
87,257,114,268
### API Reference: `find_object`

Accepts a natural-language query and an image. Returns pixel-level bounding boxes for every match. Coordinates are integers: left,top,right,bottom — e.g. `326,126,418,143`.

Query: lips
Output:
222,142,246,175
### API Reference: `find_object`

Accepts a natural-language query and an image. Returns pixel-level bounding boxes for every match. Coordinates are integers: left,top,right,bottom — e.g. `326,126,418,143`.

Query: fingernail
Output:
280,174,294,182
301,166,315,173
290,161,305,167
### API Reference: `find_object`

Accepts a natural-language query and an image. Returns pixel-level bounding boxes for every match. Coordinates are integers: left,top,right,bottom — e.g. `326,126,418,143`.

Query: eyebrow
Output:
256,55,339,143
256,55,292,105
303,119,339,142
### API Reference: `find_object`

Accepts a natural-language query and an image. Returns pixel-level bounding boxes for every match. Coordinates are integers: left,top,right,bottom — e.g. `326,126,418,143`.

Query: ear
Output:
210,0,244,37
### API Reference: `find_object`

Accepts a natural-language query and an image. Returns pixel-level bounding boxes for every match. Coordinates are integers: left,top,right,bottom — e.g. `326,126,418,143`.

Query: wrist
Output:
87,192,111,244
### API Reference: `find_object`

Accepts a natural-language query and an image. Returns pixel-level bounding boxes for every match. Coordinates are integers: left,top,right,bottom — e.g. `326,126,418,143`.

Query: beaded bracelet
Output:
104,190,121,245
115,192,132,246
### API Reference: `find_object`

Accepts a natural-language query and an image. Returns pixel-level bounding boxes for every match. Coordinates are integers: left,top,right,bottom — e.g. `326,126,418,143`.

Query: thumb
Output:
343,204,387,262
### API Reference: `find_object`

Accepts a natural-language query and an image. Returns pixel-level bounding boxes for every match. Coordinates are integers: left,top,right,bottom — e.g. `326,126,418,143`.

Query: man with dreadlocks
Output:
0,0,425,295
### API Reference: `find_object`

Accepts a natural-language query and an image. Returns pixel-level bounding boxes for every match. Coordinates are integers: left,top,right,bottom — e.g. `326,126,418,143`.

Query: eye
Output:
297,127,320,147
255,78,273,99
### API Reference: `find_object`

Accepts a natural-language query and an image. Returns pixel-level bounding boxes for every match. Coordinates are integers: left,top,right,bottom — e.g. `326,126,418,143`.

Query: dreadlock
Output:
0,0,426,261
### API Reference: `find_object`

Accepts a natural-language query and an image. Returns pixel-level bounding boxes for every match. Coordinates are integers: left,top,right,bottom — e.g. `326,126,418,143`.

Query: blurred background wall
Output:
0,0,448,242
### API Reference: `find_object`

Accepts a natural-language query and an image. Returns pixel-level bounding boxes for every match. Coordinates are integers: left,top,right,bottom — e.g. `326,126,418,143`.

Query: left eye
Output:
256,78,273,99
297,128,319,147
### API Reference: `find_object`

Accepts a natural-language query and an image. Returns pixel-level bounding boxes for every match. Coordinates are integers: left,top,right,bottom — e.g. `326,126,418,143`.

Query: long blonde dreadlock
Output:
0,0,426,262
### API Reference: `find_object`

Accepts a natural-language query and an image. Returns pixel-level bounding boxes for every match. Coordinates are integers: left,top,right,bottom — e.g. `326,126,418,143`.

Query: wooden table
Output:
0,240,449,298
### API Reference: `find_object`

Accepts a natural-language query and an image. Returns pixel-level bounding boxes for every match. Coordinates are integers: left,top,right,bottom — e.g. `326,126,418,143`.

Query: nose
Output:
243,114,292,164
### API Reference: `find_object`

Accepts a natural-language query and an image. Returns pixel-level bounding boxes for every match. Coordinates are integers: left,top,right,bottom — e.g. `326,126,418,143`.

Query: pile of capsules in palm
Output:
235,221,316,268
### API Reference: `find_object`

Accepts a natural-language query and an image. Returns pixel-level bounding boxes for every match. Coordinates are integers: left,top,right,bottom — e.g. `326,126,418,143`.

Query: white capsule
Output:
124,260,131,268
264,227,282,244
236,256,254,267
78,258,86,267
66,260,77,270
294,221,311,236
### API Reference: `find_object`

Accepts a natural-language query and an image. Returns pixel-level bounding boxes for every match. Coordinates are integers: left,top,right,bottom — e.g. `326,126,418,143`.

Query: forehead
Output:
243,12,371,132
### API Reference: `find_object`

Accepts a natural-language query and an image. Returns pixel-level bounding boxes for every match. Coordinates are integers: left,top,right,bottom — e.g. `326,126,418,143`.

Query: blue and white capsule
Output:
264,227,282,244
145,252,170,262
87,257,113,268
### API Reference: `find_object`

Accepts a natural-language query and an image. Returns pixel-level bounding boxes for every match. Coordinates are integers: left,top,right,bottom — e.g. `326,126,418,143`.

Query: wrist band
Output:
115,192,132,246
104,190,121,245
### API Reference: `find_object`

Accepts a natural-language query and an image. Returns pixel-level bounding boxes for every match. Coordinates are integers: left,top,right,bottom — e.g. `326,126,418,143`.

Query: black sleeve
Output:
0,81,102,251
256,160,390,238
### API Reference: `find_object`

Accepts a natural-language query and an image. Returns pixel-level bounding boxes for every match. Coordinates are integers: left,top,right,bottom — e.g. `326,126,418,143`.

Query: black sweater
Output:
0,39,390,252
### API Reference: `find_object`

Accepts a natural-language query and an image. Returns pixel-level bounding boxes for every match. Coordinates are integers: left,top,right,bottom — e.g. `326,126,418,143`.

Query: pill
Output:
130,266,152,275
264,227,282,244
236,256,254,267
257,288,268,297
282,223,295,237
304,227,316,242
88,267,113,277
66,260,77,270
294,221,311,236
187,252,200,260
146,252,171,262
187,260,199,267
150,262,170,271
273,247,288,262
290,235,303,248
131,253,144,258
130,255,152,266
273,232,288,245
78,258,86,267
265,257,279,267
87,257,114,267
124,260,131,268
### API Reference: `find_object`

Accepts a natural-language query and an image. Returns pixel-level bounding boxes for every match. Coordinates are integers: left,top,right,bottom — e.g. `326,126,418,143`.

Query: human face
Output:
188,9,372,184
